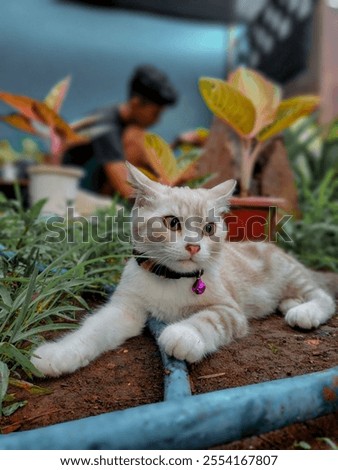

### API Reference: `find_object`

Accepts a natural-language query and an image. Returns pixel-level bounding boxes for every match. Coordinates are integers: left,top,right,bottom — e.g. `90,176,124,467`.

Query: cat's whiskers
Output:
201,258,217,271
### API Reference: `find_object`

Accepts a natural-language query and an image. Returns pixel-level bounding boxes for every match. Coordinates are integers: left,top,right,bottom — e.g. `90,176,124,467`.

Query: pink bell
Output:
192,276,206,295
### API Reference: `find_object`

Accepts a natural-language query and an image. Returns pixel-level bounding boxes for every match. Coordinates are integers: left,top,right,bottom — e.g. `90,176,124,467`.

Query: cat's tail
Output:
311,271,338,298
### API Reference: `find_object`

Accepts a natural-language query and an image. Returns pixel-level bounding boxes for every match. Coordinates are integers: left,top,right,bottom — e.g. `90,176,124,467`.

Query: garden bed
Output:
2,309,337,449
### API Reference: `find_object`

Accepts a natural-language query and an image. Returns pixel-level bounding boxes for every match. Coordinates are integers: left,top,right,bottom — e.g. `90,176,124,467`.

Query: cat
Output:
31,163,336,377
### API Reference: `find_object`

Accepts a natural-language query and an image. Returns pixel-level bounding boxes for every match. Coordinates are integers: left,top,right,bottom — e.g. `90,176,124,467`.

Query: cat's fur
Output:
31,163,336,377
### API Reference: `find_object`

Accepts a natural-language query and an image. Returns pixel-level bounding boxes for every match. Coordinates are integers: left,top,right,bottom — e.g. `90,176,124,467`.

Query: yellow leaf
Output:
31,101,86,145
44,76,71,113
144,133,179,184
9,378,51,395
0,90,83,147
136,167,157,181
196,128,209,139
1,113,36,134
258,95,320,141
228,67,281,136
0,91,39,121
199,77,256,137
0,140,20,163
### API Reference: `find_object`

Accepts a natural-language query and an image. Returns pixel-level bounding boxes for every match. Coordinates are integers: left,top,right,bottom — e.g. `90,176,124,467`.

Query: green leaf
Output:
326,118,338,142
0,362,9,401
0,285,12,309
10,264,39,342
294,440,312,450
27,198,47,222
9,378,51,396
2,400,27,417
317,437,338,450
185,172,217,188
199,77,256,137
0,361,10,415
14,322,77,342
0,343,43,377
176,148,201,171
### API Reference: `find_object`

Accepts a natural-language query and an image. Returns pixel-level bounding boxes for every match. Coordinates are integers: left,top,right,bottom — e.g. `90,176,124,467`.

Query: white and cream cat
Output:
31,163,336,377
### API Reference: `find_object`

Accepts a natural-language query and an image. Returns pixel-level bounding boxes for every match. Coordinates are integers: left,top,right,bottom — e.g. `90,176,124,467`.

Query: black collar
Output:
133,249,203,280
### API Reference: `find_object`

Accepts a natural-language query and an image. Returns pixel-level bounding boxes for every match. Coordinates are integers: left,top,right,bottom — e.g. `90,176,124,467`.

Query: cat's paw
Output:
285,304,321,329
158,324,205,363
31,342,88,377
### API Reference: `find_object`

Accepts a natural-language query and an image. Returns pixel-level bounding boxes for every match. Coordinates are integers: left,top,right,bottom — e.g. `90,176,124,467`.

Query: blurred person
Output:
63,65,179,198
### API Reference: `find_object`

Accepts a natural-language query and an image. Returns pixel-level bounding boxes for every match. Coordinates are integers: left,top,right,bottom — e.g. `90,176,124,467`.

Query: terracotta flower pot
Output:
27,164,84,215
225,196,287,242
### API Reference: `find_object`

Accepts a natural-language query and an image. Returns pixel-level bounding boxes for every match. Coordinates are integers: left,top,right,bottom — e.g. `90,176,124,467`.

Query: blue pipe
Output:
0,244,16,261
0,243,67,275
147,318,191,401
0,367,336,450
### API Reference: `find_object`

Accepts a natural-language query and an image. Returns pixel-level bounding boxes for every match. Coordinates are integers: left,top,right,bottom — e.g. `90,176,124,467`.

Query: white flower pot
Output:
27,164,84,215
1,162,18,182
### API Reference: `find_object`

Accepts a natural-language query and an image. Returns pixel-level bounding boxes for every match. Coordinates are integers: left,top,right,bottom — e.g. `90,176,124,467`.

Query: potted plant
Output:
0,78,86,214
198,67,320,241
143,132,213,188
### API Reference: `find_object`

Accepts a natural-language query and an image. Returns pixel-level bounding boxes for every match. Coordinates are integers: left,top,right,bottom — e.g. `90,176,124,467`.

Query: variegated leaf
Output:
0,92,38,121
258,95,320,141
228,67,281,136
199,77,256,137
44,76,71,112
144,133,179,184
0,113,36,134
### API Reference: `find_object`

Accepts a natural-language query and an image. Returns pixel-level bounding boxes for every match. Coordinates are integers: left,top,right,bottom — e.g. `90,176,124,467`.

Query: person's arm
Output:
103,161,134,198
122,126,147,165
103,127,151,198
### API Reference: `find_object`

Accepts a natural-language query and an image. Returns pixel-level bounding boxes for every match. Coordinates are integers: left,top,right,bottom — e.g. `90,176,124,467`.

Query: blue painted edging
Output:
0,367,336,450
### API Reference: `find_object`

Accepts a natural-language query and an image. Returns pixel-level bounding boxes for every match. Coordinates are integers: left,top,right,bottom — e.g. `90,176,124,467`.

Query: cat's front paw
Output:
285,304,320,329
158,324,205,363
31,342,88,377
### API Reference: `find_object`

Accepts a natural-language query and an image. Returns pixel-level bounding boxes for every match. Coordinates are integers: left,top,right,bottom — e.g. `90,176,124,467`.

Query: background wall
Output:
0,0,246,148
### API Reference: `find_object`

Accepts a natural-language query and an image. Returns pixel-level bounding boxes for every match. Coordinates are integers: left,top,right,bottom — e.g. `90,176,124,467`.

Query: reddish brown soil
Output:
2,312,337,449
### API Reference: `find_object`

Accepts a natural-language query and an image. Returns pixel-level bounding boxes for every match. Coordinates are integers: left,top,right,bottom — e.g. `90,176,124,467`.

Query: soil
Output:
1,310,337,449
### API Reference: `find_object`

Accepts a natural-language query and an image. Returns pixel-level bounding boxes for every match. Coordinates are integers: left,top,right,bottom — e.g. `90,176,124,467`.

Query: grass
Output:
278,116,338,272
277,169,338,272
294,437,337,450
0,189,131,416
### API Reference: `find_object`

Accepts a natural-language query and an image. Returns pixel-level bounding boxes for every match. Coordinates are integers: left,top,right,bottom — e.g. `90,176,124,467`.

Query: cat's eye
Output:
203,222,216,236
163,215,181,231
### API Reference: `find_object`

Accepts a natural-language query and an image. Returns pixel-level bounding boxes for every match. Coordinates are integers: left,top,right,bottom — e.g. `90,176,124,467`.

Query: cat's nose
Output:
185,244,200,255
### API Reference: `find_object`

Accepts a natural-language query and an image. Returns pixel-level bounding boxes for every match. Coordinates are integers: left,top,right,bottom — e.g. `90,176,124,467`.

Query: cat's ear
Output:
126,162,162,206
209,179,237,213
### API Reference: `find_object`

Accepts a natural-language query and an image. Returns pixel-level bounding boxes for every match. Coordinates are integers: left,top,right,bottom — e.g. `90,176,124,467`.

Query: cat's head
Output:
127,163,236,273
